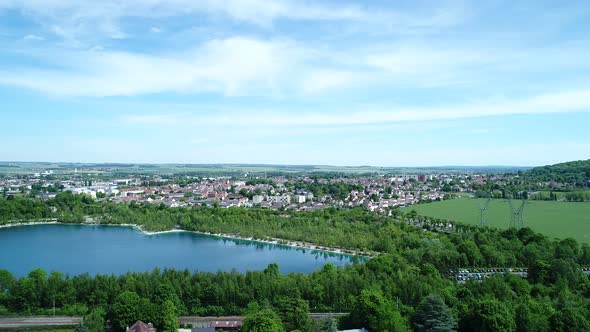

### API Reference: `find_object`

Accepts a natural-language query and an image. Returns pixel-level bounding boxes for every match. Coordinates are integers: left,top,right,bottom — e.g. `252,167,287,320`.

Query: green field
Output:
405,198,590,244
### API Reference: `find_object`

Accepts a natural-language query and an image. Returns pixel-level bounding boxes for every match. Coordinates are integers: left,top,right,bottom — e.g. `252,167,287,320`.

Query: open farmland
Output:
405,198,590,244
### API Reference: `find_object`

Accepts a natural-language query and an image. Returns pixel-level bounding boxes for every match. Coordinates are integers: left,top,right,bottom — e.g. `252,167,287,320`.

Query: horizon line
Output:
0,160,541,169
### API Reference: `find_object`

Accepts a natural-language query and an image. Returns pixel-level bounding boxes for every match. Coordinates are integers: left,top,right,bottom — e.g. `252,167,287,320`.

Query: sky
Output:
0,0,589,167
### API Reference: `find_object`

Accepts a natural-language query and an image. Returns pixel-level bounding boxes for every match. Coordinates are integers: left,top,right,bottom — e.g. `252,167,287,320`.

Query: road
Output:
0,313,346,330
0,316,82,329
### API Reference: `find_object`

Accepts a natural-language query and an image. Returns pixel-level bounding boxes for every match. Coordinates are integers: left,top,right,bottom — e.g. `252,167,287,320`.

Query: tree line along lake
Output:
0,224,360,277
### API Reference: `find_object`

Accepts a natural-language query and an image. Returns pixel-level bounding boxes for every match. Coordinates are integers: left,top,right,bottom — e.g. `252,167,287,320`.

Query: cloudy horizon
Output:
1,1,589,166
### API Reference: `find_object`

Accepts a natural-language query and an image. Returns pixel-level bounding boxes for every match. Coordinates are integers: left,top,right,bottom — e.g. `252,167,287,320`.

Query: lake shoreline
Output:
0,221,375,258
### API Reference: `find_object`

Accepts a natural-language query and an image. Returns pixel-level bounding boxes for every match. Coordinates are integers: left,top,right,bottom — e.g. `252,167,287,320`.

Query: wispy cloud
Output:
122,114,182,125
116,89,590,128
0,0,464,43
1,1,589,166
1,0,588,99
3,34,588,98
0,37,303,96
210,89,590,125
301,69,365,94
22,34,44,41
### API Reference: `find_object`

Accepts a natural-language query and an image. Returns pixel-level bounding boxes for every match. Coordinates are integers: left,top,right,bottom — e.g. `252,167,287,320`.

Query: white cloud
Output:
0,0,464,43
2,33,590,99
116,89,590,128
302,70,364,94
0,37,302,97
122,114,182,125
255,89,590,125
365,46,490,86
22,34,44,41
0,0,461,26
1,2,589,99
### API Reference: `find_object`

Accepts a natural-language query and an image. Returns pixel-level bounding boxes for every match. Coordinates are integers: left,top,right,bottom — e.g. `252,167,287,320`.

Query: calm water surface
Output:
0,224,358,277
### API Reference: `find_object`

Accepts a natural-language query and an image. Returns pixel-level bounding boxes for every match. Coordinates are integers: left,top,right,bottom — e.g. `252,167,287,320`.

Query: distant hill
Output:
525,159,590,185
0,161,529,176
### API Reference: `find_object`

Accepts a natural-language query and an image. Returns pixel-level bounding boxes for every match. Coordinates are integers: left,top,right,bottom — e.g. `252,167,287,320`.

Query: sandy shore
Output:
0,220,59,228
0,220,375,258
175,230,375,257
134,225,373,257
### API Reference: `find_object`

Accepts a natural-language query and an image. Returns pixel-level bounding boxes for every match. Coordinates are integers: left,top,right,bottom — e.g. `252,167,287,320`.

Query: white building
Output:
295,189,314,201
295,194,306,204
252,195,264,204
267,195,291,204
71,187,96,198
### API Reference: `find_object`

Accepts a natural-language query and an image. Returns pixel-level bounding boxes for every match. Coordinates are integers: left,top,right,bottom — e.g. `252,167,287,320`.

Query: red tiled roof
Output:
127,320,156,332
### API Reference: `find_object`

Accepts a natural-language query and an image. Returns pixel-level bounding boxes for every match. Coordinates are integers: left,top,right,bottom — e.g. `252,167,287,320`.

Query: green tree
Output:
28,268,48,308
319,317,338,332
459,297,515,332
514,301,551,332
0,269,15,304
242,308,285,332
346,289,410,332
273,296,312,332
457,240,483,267
111,291,141,331
10,278,36,313
549,306,590,332
84,307,106,332
412,294,456,332
153,283,183,315
159,300,178,332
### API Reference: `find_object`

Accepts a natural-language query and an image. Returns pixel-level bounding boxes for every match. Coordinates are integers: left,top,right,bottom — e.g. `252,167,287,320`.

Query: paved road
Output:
1,313,346,330
0,316,82,329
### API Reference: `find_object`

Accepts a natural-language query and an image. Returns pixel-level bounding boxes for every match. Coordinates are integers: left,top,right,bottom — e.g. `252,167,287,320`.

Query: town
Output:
0,167,504,213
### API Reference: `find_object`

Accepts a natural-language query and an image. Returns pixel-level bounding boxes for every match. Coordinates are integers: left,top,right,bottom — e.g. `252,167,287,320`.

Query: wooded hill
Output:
525,159,590,186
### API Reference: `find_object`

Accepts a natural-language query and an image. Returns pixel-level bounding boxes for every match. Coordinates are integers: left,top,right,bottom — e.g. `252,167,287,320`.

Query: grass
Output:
404,198,590,244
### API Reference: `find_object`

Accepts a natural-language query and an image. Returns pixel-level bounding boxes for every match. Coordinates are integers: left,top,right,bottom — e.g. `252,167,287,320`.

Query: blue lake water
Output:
0,224,358,277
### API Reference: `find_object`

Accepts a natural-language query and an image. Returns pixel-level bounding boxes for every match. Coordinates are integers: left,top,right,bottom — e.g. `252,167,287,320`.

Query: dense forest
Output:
1,194,590,331
525,159,590,186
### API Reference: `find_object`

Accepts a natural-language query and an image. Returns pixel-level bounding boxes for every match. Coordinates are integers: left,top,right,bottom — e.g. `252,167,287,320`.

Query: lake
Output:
0,224,359,277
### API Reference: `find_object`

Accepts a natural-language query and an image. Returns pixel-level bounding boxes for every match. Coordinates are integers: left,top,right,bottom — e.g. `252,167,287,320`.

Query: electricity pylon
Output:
478,195,492,226
508,199,526,229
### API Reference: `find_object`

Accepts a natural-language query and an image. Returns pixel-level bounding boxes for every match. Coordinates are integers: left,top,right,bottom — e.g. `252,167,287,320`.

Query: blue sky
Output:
0,0,589,166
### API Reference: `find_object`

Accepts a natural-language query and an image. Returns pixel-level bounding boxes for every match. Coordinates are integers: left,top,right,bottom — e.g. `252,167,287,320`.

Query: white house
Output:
295,194,306,204
252,195,264,204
